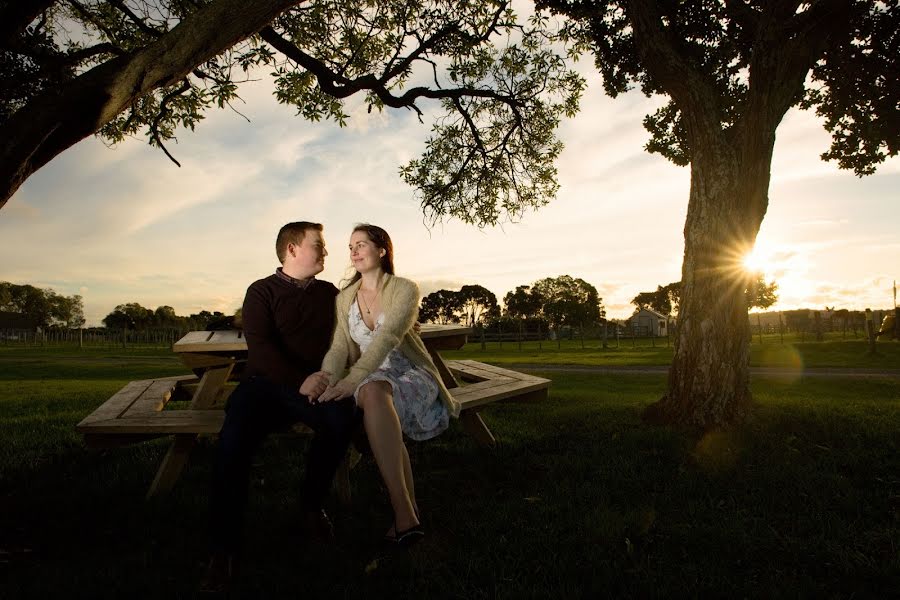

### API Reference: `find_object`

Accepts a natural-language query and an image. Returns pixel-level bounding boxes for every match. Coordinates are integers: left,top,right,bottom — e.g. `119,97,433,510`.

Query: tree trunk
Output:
644,137,772,429
0,0,302,209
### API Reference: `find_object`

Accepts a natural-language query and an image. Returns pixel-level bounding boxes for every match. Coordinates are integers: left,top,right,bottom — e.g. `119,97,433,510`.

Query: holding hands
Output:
316,379,355,403
299,371,330,399
300,371,354,403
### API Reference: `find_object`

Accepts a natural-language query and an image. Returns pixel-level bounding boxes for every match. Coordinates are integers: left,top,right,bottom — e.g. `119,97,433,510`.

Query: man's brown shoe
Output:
300,508,334,543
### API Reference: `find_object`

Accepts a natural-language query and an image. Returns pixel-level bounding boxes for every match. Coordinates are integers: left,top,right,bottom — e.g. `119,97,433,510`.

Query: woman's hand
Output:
316,379,355,403
299,371,330,399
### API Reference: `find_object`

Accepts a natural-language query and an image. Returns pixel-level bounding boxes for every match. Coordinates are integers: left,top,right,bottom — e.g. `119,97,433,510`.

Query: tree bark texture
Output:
0,0,302,210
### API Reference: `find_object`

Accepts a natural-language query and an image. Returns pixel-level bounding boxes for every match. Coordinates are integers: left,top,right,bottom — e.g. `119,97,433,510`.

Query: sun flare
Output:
742,240,774,276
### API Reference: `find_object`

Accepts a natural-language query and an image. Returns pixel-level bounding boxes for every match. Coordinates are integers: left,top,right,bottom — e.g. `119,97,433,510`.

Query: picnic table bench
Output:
76,325,550,500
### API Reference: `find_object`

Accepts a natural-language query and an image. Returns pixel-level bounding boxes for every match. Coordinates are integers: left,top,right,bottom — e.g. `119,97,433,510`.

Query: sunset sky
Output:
1,57,897,327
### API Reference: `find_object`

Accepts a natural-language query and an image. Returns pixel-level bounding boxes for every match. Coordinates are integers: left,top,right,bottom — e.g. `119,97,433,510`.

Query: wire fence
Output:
0,328,189,350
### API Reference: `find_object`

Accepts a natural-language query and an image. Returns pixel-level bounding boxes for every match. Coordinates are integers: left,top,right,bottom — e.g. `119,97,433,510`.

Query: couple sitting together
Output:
203,221,460,591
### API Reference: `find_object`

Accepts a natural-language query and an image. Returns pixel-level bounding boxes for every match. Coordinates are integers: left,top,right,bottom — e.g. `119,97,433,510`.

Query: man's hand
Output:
316,379,355,403
300,371,330,399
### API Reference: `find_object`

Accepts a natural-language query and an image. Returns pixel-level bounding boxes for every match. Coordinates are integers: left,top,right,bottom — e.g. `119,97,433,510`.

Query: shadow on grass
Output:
2,372,898,598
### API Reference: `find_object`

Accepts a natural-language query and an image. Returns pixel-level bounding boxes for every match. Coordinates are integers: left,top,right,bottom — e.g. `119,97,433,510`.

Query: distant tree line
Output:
0,281,85,328
631,273,779,316
419,275,606,338
101,303,238,331
0,281,240,332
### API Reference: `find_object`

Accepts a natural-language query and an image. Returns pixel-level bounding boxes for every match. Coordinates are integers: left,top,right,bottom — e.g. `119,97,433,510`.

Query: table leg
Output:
146,433,198,499
147,364,235,498
189,365,234,409
460,409,497,447
426,347,459,389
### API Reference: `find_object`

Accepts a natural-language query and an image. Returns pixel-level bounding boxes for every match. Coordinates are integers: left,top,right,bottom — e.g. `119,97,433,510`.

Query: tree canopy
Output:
503,284,545,319
457,284,499,326
530,275,605,329
101,301,234,330
1,1,583,225
419,288,463,325
631,275,777,315
540,0,897,176
0,281,85,328
418,285,498,326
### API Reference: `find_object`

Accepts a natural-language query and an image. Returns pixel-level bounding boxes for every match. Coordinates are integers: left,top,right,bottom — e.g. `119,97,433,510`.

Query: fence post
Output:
537,322,542,351
757,314,763,345
602,322,608,349
865,309,877,355
518,320,523,351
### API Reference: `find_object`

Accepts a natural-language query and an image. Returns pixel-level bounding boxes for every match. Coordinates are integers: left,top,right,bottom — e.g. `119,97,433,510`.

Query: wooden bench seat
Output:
76,360,550,498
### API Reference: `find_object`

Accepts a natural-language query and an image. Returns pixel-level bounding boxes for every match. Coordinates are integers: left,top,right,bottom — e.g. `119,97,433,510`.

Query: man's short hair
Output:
276,222,323,263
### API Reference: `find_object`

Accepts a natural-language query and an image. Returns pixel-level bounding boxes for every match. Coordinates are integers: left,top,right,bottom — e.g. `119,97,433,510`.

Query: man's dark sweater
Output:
241,273,338,388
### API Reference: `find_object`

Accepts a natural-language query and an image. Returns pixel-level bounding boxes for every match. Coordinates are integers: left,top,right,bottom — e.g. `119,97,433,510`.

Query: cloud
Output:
1,54,899,326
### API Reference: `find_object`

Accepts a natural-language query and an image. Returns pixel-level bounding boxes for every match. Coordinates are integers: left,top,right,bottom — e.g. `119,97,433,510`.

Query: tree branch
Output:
259,25,525,111
150,81,192,167
0,0,305,209
723,0,760,32
65,42,125,63
107,0,165,38
744,0,852,134
0,0,56,47
627,0,726,145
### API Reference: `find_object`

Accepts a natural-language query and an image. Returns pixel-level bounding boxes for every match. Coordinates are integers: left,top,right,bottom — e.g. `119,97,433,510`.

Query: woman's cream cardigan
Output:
321,273,461,418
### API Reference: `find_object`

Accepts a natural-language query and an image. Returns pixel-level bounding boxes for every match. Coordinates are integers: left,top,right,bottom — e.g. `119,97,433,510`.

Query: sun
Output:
742,240,774,276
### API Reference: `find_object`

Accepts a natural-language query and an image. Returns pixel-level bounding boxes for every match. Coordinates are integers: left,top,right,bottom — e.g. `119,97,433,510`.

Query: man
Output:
202,221,359,593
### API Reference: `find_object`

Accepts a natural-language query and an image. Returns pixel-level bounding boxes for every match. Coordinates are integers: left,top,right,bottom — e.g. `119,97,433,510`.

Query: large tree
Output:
419,289,464,325
457,284,499,326
503,284,545,318
102,301,154,330
539,0,898,427
0,1,582,222
531,274,604,332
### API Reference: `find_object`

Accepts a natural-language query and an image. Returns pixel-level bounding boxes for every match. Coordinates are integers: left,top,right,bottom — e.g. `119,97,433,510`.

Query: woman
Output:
315,224,460,547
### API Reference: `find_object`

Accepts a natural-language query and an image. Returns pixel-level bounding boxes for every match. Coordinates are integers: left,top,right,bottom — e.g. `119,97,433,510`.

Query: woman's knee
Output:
356,381,393,411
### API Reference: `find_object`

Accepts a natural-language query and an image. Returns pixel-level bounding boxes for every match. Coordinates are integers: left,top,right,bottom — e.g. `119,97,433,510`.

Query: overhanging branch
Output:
258,25,525,112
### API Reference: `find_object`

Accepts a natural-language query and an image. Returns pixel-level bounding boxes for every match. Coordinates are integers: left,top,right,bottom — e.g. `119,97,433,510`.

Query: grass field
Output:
442,336,900,370
1,346,898,598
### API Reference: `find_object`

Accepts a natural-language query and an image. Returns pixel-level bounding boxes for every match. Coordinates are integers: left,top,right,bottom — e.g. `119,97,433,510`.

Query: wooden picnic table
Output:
77,325,550,500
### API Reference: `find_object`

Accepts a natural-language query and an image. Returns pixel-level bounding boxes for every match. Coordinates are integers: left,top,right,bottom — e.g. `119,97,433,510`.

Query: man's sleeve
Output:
242,283,295,377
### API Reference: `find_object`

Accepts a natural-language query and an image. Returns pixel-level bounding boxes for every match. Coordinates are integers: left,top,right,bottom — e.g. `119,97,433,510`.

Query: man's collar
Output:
276,267,314,289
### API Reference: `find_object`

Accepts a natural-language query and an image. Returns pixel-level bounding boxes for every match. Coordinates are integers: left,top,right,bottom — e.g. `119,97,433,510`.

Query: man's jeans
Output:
209,376,360,553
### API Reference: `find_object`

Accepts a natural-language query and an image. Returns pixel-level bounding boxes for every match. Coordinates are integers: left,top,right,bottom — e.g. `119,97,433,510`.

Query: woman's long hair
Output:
343,223,395,289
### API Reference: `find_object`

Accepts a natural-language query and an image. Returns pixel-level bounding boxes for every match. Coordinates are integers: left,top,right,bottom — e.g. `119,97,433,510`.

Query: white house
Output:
628,308,670,337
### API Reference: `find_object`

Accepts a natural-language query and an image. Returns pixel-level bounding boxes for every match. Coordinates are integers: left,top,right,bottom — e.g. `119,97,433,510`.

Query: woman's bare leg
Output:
357,381,419,533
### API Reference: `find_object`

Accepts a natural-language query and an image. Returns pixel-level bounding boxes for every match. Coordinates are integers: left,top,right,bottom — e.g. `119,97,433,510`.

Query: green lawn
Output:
443,336,900,370
1,348,898,598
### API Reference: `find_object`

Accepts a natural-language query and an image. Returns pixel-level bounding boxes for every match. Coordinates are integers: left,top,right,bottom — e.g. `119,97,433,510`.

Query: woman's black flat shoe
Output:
393,524,425,548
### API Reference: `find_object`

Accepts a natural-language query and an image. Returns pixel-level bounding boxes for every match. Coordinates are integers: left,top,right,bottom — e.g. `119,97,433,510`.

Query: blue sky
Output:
1,61,897,327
